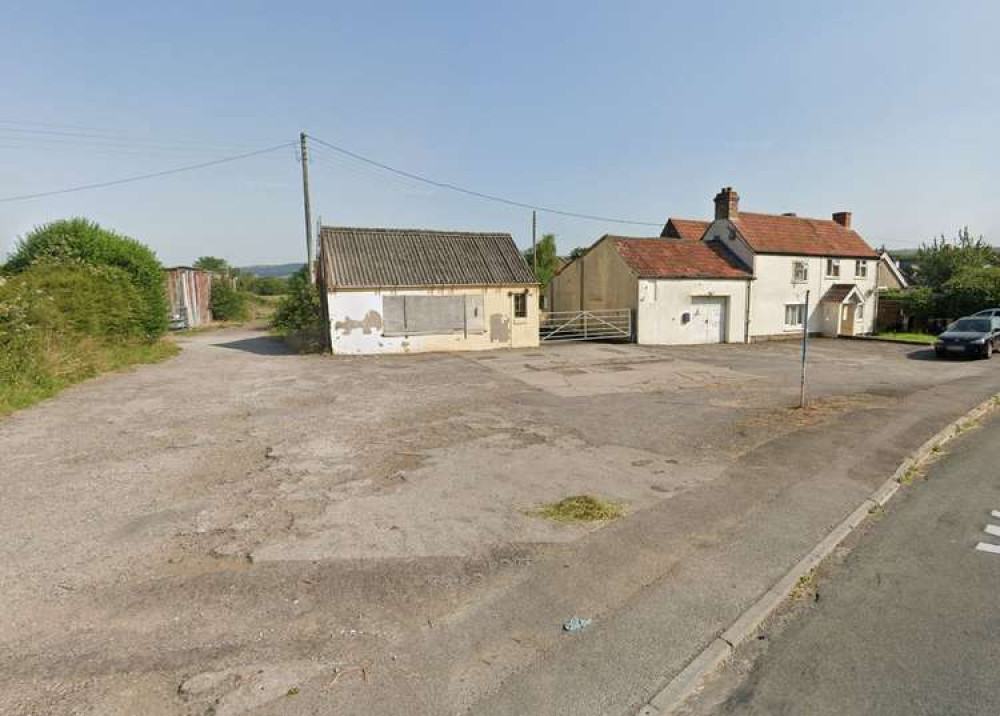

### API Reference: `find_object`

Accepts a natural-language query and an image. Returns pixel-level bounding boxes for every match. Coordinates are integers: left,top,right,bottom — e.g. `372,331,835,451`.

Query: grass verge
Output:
875,331,937,344
531,495,624,523
0,338,179,417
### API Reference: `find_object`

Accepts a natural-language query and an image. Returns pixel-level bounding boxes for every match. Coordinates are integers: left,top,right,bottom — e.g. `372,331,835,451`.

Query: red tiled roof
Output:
729,212,877,258
613,237,751,280
662,218,710,240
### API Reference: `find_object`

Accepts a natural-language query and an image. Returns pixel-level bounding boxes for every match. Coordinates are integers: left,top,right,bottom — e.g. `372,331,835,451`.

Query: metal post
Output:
300,132,315,284
799,290,810,408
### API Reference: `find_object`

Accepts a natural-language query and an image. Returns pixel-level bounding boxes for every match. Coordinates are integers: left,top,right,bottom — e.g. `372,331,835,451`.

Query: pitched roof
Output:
612,236,751,280
661,218,710,240
878,250,909,288
821,283,863,303
728,212,877,258
319,227,537,289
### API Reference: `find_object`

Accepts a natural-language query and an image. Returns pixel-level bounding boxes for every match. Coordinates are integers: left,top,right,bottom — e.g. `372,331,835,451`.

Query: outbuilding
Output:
549,234,753,344
318,226,540,354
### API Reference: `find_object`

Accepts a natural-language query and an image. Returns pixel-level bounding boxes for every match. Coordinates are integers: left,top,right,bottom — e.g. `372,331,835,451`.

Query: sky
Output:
1,0,998,266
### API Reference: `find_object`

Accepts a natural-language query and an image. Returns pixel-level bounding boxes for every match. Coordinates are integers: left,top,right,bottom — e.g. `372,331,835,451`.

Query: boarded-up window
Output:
383,294,486,335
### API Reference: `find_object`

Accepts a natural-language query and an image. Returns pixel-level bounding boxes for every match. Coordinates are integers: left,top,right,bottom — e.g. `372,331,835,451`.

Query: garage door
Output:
690,297,727,343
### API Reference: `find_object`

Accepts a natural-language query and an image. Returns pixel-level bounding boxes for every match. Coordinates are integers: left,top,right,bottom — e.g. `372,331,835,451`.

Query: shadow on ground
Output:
215,336,296,356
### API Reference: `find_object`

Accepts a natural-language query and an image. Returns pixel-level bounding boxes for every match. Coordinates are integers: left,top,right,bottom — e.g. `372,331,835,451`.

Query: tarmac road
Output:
685,411,1000,716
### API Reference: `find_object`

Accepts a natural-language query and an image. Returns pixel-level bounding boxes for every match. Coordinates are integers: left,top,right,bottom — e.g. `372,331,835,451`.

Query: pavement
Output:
2,328,1000,716
682,411,1000,716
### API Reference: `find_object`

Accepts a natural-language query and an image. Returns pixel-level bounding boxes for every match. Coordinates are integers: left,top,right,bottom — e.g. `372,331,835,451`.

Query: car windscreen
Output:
948,319,991,333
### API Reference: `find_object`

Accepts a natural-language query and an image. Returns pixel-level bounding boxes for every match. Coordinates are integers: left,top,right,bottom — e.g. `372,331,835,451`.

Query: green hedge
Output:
5,218,169,337
0,264,175,414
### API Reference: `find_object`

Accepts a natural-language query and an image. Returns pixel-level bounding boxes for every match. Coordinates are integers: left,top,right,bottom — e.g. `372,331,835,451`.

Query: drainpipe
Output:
744,279,752,343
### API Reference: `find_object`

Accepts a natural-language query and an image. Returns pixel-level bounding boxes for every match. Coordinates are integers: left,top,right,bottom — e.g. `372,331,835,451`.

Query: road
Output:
684,411,1000,716
3,328,1000,716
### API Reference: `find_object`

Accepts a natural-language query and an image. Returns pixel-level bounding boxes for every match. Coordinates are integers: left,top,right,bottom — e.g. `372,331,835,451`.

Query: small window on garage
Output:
785,303,806,328
513,292,528,319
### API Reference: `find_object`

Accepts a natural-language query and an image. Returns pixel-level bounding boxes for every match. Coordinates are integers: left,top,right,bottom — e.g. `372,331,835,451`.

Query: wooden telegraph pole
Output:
531,210,537,276
299,132,315,284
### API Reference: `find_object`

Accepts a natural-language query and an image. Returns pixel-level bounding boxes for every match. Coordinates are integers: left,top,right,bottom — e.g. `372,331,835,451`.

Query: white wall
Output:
327,286,539,355
636,278,750,345
702,219,756,270
748,254,877,338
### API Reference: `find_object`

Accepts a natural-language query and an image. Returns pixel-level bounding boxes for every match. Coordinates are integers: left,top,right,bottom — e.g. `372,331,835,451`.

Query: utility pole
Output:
531,210,537,276
299,132,314,284
799,290,811,408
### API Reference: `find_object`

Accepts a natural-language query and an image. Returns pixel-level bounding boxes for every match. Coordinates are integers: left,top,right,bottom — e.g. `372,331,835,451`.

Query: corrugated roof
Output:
319,227,537,289
661,218,710,240
730,212,877,258
612,236,751,280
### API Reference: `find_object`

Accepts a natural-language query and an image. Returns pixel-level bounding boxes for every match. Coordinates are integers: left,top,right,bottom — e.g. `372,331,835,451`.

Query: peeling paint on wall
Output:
489,313,511,343
335,310,383,335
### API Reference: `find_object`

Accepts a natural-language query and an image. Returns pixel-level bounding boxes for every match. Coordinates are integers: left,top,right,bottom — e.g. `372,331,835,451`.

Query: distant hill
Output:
240,263,304,278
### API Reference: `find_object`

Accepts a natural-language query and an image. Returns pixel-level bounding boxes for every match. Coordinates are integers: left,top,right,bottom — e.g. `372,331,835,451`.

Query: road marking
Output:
975,542,1000,555
986,524,1000,537
992,510,1000,519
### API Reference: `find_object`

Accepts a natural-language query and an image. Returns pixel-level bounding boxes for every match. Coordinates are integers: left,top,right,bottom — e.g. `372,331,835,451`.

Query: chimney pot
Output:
832,211,852,228
714,187,740,220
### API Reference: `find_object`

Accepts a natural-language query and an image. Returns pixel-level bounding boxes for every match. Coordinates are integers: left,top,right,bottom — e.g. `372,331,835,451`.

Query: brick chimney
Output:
832,211,852,228
714,187,740,220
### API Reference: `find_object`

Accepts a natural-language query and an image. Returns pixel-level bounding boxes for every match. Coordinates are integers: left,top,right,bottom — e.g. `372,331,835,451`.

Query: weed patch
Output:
531,495,624,523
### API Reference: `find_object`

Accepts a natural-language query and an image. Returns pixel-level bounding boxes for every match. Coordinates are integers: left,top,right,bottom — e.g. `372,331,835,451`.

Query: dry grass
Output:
532,495,624,523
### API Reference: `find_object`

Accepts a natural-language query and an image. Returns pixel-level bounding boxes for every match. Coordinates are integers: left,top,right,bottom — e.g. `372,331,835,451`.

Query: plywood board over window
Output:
383,294,486,336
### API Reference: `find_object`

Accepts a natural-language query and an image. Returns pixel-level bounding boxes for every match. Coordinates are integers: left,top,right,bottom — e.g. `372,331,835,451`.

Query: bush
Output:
4,218,169,337
210,279,249,322
0,264,175,414
271,268,323,334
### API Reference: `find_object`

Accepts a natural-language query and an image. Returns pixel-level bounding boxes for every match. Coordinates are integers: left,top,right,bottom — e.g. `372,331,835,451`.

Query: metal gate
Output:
540,309,633,343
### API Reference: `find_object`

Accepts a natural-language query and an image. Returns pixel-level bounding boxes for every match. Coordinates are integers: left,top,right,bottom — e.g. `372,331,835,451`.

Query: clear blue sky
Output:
1,0,997,266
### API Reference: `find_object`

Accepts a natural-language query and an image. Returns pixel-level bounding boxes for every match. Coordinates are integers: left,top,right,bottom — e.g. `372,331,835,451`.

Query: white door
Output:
690,297,727,343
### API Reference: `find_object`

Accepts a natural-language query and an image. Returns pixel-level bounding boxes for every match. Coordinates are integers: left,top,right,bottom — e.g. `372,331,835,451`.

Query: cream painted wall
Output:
748,254,877,338
636,278,749,345
327,286,539,355
702,219,756,270
549,237,638,314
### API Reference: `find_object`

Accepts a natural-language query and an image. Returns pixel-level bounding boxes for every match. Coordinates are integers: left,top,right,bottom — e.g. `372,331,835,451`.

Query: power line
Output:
307,134,662,227
0,142,296,203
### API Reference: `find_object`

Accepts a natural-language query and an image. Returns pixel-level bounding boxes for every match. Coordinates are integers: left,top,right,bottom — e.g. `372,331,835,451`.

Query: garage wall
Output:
548,238,638,313
327,285,539,354
636,278,749,345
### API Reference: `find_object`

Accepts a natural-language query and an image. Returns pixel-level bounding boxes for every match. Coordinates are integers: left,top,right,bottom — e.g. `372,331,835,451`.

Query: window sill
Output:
383,330,487,338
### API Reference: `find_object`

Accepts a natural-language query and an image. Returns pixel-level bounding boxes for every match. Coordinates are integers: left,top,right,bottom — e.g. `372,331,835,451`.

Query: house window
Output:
856,303,865,320
513,292,528,319
785,303,806,328
792,260,809,283
855,260,868,278
826,259,841,278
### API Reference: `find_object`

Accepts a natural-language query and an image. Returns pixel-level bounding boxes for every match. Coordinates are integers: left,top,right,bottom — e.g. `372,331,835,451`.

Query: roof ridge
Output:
321,225,511,237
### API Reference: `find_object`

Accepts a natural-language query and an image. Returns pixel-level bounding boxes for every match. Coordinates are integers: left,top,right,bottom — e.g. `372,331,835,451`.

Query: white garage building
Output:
548,233,752,344
318,226,540,355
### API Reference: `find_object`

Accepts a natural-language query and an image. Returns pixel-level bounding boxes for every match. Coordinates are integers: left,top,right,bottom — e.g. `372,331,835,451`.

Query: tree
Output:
271,267,322,334
522,233,560,288
569,247,588,260
194,256,230,274
4,218,168,337
209,278,248,322
914,227,996,289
